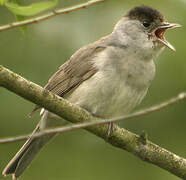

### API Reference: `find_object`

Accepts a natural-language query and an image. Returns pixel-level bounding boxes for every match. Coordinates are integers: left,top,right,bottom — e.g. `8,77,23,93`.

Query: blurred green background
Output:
0,0,186,179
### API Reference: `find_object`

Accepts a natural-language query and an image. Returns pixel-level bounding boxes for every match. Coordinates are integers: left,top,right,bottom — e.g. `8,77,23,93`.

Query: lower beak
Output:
155,23,181,51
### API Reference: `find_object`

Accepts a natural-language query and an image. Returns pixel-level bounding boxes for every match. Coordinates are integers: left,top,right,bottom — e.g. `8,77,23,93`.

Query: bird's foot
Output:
107,122,114,137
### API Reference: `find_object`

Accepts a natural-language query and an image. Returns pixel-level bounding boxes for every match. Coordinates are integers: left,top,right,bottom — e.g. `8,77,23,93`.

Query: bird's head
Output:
113,5,181,57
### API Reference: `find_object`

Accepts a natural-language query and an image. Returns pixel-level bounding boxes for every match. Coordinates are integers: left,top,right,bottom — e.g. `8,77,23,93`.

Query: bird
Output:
3,5,180,179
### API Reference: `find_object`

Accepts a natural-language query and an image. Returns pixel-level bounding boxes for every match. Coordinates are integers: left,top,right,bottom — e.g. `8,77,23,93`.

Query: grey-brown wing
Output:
44,45,105,96
30,44,105,115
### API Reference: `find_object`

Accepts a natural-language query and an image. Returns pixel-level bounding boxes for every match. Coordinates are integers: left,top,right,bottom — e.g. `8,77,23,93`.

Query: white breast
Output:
66,46,155,118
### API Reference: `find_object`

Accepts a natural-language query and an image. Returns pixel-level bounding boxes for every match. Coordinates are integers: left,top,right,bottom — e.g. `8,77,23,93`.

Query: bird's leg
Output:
90,113,114,137
107,122,114,137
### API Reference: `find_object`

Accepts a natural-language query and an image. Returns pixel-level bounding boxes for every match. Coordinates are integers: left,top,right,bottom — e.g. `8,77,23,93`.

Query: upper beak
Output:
155,23,181,51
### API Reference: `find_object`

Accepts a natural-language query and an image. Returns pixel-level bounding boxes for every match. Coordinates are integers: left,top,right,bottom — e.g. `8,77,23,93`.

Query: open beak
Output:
154,23,181,51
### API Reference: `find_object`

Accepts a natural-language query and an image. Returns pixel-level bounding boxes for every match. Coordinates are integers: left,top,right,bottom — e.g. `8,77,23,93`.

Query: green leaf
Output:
0,0,7,6
5,0,58,16
15,15,27,34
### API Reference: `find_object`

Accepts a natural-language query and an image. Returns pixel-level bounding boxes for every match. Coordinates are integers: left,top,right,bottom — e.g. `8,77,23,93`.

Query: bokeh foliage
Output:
0,0,186,180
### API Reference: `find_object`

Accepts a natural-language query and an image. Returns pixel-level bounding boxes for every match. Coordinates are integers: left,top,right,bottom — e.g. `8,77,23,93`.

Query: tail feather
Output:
3,133,55,179
3,112,55,179
3,111,62,179
3,125,40,176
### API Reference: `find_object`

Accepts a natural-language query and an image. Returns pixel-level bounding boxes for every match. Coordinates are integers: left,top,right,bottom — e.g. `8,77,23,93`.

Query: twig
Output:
0,65,186,179
0,92,186,144
0,0,105,32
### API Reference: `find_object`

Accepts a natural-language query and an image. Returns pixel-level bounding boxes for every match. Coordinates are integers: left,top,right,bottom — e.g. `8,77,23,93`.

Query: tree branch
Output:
0,0,105,32
0,65,186,179
0,91,186,144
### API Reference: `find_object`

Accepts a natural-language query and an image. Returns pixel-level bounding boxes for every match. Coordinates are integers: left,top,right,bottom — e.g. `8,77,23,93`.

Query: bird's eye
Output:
143,21,151,27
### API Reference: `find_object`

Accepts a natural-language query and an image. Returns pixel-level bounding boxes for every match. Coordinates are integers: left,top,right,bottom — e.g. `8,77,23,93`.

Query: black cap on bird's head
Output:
127,5,165,24
126,5,181,51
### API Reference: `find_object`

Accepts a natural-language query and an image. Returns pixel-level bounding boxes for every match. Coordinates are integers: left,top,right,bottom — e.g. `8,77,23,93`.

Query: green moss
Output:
10,69,19,78
0,65,3,70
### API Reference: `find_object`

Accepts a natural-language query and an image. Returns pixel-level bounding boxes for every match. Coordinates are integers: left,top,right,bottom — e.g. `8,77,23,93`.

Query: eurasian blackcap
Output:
3,5,181,179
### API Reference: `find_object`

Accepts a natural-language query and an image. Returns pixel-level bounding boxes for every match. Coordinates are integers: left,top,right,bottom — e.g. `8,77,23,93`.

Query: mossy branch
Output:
0,65,186,179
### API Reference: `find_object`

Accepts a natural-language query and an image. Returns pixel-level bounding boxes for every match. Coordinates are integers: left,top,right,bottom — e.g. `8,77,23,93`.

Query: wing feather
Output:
45,45,105,96
30,44,106,115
